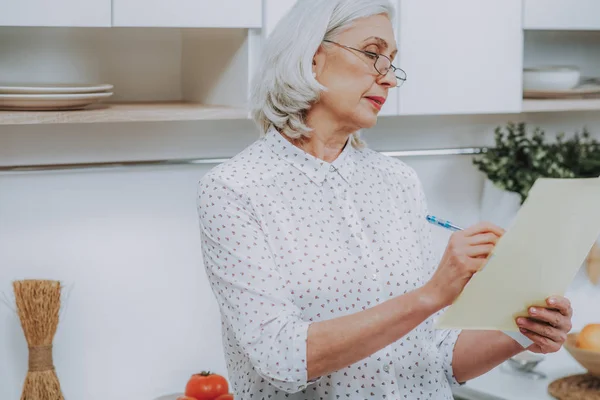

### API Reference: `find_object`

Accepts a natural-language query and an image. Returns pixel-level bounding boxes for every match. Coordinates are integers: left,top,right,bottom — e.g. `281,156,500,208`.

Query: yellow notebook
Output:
436,177,600,331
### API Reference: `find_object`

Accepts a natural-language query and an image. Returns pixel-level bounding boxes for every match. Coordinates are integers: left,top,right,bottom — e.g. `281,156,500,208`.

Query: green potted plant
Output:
474,122,600,205
473,121,600,284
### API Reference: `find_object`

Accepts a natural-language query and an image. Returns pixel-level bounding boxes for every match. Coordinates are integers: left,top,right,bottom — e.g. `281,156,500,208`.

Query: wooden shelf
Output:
522,98,600,113
0,102,250,125
3,99,600,126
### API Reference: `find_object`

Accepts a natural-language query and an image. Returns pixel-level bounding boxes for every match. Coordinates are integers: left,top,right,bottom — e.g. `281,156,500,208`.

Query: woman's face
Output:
311,14,398,132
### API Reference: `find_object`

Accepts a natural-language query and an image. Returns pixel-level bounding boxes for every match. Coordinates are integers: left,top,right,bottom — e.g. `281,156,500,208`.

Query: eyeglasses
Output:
323,40,407,88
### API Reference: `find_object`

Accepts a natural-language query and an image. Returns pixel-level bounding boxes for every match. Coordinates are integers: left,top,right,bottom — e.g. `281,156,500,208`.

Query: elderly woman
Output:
196,0,573,398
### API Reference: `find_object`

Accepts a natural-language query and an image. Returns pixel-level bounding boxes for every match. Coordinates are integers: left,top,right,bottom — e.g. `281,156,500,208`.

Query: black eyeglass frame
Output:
322,39,407,87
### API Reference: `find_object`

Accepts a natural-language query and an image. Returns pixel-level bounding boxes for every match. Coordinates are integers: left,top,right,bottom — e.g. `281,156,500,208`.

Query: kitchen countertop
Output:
452,348,586,400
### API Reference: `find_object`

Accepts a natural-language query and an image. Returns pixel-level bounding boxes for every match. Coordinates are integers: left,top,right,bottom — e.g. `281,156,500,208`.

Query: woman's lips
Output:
365,96,386,110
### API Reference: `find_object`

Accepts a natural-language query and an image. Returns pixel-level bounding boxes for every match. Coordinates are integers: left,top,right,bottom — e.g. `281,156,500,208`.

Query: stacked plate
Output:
523,66,600,99
0,83,114,111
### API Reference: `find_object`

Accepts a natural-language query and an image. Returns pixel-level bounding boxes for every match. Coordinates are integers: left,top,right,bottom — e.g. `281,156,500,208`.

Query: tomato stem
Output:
197,371,212,376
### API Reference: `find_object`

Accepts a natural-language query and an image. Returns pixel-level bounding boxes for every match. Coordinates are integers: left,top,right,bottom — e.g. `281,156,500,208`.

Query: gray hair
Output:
250,0,395,148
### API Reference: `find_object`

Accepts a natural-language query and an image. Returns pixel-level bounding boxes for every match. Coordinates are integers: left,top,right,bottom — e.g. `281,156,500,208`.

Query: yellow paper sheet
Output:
436,177,600,331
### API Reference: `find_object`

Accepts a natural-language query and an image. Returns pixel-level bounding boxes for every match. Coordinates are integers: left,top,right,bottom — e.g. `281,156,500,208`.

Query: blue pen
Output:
426,215,464,232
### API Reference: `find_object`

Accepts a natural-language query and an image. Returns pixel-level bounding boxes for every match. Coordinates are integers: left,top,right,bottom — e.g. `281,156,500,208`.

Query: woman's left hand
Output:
516,296,573,354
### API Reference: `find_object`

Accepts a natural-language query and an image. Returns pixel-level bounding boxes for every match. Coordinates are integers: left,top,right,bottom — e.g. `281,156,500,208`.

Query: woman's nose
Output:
377,68,397,88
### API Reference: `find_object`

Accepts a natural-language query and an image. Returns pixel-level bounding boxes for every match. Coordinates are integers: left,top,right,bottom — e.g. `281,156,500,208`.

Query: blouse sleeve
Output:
197,176,322,394
409,169,464,387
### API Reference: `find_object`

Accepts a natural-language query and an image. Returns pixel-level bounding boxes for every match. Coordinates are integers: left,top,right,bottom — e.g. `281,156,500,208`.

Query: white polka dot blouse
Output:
196,127,461,399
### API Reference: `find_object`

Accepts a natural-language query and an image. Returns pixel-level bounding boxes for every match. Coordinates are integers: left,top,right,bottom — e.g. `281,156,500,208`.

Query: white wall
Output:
1,111,600,400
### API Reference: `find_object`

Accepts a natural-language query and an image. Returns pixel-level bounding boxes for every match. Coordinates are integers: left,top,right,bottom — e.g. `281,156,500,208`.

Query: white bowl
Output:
509,351,545,371
523,66,581,91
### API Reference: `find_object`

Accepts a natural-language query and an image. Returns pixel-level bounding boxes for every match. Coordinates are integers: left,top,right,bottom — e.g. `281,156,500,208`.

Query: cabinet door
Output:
263,0,297,37
398,0,523,115
524,0,600,30
0,0,110,26
380,3,400,116
113,0,261,28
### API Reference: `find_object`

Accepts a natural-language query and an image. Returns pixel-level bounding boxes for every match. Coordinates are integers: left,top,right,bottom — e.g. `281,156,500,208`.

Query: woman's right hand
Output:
425,222,505,308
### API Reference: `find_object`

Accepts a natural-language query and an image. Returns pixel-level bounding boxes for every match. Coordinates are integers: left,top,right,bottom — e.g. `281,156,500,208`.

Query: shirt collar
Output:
264,126,356,185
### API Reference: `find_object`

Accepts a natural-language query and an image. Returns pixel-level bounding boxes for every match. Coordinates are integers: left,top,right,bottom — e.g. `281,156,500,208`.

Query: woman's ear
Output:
312,45,326,79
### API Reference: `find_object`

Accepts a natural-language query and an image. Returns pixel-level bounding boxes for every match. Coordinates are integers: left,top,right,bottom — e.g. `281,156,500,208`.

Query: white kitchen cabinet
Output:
112,0,261,28
397,0,523,115
379,2,400,116
263,0,297,38
524,0,600,31
0,0,111,27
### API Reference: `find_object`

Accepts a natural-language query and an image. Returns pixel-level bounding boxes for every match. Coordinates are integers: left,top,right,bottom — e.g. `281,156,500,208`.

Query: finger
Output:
546,296,572,317
516,317,566,343
466,244,495,257
462,221,505,238
519,327,562,354
528,306,572,331
467,233,500,246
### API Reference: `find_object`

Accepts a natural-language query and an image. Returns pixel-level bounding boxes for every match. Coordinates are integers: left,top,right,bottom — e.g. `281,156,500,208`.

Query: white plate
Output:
0,92,113,111
524,81,600,99
0,83,114,94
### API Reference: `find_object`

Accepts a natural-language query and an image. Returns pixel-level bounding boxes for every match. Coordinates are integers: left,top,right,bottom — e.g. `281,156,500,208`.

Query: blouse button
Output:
383,364,390,373
329,165,335,172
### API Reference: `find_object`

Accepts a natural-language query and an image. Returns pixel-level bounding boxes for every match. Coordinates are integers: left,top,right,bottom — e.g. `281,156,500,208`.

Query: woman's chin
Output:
338,108,378,131
356,113,379,129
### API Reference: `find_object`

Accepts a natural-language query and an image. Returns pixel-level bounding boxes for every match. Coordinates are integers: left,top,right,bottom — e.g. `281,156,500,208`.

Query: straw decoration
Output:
13,279,64,400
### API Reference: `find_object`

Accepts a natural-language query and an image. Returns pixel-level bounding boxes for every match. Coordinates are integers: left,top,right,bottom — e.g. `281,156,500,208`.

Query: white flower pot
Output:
479,179,522,229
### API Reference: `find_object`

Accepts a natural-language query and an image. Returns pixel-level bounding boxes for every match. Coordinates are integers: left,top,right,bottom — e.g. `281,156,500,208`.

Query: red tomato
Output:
184,371,229,400
214,394,234,400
